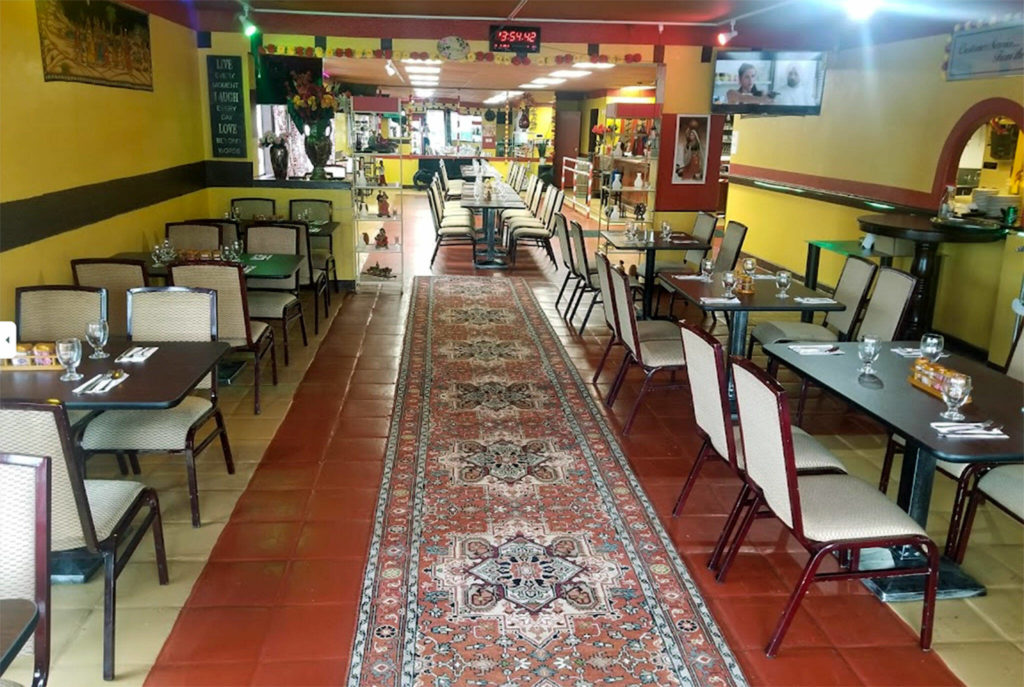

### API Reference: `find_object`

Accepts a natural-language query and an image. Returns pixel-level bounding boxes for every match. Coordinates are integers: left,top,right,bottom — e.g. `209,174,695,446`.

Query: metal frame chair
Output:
230,197,275,220
427,183,476,268
71,258,148,337
952,463,1024,563
15,285,108,343
165,222,221,252
288,199,339,293
244,223,309,365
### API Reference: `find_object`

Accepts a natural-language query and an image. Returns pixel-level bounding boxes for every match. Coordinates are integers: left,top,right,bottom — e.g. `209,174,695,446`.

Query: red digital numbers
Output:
490,25,541,53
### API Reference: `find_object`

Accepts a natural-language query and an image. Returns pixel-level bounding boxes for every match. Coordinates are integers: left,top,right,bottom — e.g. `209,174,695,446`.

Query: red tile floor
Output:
144,194,969,686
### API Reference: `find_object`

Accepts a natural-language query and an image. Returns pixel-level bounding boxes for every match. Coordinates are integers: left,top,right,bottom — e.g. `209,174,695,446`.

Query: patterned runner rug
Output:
348,276,746,686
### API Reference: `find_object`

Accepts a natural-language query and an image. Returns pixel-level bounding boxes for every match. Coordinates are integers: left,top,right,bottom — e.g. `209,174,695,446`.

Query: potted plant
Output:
259,131,288,180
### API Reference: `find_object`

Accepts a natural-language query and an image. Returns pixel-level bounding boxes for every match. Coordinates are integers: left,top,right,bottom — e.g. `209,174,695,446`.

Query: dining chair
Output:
15,286,107,343
748,255,877,359
289,198,332,222
165,222,221,252
565,219,601,331
729,357,939,657
288,199,338,293
604,260,688,434
674,323,847,581
71,258,148,337
591,253,681,385
0,452,50,687
646,211,718,279
429,177,472,219
0,400,168,681
553,211,583,313
713,220,748,272
427,185,476,268
293,220,331,336
169,261,277,414
508,188,564,266
244,223,308,366
186,218,240,247
500,176,542,225
951,463,1024,563
79,287,233,528
230,197,275,220
438,162,463,199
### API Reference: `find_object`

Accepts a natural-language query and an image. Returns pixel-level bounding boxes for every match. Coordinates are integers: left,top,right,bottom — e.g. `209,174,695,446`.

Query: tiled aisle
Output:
7,194,1021,686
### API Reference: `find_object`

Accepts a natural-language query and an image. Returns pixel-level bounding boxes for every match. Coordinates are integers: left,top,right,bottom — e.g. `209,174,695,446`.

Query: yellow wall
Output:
726,34,1024,360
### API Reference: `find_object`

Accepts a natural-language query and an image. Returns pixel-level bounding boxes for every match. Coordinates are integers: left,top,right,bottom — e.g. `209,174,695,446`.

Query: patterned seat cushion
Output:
636,320,681,342
224,320,269,349
512,227,549,239
507,217,544,230
977,464,1024,520
638,338,686,367
733,426,847,474
81,396,214,451
752,321,838,346
797,473,927,542
246,291,300,319
440,215,472,228
67,409,92,426
51,480,145,550
439,226,475,237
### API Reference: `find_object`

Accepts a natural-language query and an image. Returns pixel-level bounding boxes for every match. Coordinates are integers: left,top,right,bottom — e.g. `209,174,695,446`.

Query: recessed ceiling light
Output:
413,88,435,97
401,58,443,64
405,65,441,74
531,77,565,85
409,76,439,83
550,70,589,78
519,83,545,89
578,62,615,70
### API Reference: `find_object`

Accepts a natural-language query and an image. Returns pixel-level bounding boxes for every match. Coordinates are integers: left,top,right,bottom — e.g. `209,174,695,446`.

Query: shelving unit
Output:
350,153,404,293
596,155,657,233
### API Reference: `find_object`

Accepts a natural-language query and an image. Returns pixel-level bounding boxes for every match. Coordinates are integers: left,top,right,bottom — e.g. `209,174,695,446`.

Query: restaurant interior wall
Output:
0,1,207,321
725,33,1024,362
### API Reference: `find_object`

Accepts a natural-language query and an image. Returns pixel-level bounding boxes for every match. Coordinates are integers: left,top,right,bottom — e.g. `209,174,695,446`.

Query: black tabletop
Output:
113,252,303,280
661,273,848,313
0,599,37,674
600,231,709,252
0,339,230,410
305,220,339,237
765,341,1023,462
858,213,1008,244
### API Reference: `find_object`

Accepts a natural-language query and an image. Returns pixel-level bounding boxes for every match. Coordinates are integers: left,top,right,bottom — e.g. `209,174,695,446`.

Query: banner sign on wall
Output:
207,55,247,158
946,22,1024,81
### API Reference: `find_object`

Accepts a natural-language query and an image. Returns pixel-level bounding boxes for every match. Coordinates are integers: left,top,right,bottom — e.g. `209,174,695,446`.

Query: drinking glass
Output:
56,338,83,382
85,320,109,359
775,270,792,298
151,243,164,267
742,257,757,278
660,221,672,240
920,332,944,363
858,334,881,374
700,258,715,282
722,271,737,297
940,373,972,421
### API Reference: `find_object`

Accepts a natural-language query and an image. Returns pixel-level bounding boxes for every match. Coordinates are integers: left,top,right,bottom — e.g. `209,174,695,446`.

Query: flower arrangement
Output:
591,124,608,136
259,131,286,148
286,71,346,133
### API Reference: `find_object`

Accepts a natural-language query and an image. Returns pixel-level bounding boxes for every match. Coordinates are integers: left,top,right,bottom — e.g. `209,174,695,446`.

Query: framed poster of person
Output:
672,115,709,184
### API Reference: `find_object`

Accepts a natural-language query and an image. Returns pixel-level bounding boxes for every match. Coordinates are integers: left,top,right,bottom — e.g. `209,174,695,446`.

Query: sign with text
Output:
207,55,247,158
946,22,1024,81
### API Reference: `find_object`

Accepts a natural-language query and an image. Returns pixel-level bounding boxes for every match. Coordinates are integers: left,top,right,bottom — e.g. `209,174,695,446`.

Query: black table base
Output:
857,547,985,601
51,549,103,584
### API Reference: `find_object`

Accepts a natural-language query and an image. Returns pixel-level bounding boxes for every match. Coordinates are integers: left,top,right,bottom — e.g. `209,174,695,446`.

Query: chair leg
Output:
430,240,442,267
564,280,583,318
592,336,616,384
184,448,201,528
578,294,599,333
114,452,129,475
252,349,262,415
952,481,986,564
765,546,831,657
878,433,899,493
102,551,117,680
673,439,711,516
312,285,321,336
297,303,308,347
623,368,657,435
269,331,279,385
606,356,631,408
543,239,557,266
795,377,811,426
128,451,140,475
746,336,756,359
920,540,940,650
716,491,763,582
281,313,290,367
708,482,753,572
555,270,573,310
215,410,235,475
147,490,169,585
767,356,780,379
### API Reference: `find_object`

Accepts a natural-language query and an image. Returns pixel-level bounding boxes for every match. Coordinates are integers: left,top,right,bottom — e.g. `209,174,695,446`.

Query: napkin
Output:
116,346,158,363
250,254,272,261
73,374,105,394
893,347,921,357
700,296,741,305
788,343,843,356
931,422,1008,439
794,297,837,304
752,274,777,280
670,274,703,280
84,373,129,394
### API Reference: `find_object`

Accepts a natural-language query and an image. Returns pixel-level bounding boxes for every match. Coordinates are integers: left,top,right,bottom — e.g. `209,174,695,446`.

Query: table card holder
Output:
0,343,64,371
909,358,972,403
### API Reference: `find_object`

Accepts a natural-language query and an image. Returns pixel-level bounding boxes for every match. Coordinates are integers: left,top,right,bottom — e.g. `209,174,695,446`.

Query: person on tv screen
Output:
772,64,815,107
726,63,775,105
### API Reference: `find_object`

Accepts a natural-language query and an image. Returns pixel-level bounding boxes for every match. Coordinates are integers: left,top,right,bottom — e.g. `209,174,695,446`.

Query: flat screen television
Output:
710,50,827,116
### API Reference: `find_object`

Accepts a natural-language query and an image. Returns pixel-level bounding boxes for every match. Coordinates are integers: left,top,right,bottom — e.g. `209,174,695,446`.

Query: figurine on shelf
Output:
362,231,371,246
365,261,396,279
646,124,659,157
376,160,387,185
377,190,390,217
611,172,623,191
635,203,647,221
634,171,644,189
356,168,367,188
375,227,389,249
357,189,370,216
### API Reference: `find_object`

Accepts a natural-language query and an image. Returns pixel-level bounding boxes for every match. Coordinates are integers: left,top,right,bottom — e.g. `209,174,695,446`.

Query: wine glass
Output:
700,258,715,282
722,271,737,297
660,221,672,241
858,334,882,374
775,270,792,299
920,333,944,363
86,320,109,359
151,243,164,268
742,257,757,278
940,374,972,421
56,338,83,382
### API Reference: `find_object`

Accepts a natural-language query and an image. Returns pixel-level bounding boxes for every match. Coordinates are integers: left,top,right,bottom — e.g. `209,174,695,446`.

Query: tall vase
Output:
269,143,288,180
304,121,332,180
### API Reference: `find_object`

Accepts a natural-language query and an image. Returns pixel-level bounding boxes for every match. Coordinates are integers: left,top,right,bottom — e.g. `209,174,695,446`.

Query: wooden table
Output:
0,599,37,674
460,184,525,269
112,252,303,281
601,231,711,318
765,340,1023,600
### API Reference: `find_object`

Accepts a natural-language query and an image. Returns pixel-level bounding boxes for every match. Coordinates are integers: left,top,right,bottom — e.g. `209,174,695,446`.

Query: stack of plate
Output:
971,187,998,213
985,194,1021,219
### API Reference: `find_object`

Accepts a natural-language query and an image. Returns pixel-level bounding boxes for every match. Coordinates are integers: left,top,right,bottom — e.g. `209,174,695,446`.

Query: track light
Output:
237,3,259,37
843,0,881,20
717,21,737,46
385,59,397,77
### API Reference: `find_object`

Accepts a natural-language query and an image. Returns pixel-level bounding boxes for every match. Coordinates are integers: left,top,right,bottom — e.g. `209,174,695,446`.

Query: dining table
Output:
765,340,1023,600
112,252,303,281
0,599,37,674
600,230,711,319
460,182,526,269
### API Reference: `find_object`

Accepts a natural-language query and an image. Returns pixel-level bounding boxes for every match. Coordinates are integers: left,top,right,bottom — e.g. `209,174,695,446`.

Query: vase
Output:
304,124,332,180
269,144,288,180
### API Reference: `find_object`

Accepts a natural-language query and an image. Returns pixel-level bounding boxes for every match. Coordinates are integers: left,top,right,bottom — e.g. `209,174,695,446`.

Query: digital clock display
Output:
489,25,541,53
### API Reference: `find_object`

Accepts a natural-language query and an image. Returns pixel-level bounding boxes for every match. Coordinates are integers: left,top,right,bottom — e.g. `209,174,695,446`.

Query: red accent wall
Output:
655,113,724,212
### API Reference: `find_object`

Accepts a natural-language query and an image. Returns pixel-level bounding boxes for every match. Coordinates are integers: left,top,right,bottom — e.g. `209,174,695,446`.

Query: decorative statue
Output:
377,190,390,217
374,227,389,249
634,203,647,221
361,231,370,245
376,160,387,185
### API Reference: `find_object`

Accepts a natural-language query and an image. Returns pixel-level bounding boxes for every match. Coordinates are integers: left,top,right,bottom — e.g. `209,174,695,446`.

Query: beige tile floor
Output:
5,199,1024,686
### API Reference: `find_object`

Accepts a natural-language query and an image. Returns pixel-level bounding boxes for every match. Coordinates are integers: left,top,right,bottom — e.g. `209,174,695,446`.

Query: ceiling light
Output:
401,58,443,64
405,65,441,74
409,75,439,82
237,5,259,37
717,21,737,46
519,83,545,89
843,0,881,20
413,88,435,97
550,70,589,78
482,91,522,104
531,77,565,85
384,59,397,77
580,62,615,70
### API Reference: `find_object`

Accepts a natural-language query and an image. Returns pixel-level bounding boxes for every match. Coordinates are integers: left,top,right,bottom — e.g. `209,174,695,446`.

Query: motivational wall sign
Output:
207,55,247,158
946,22,1024,81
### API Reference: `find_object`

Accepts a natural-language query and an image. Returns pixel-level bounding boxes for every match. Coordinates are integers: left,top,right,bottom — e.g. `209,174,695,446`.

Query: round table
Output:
857,213,1008,338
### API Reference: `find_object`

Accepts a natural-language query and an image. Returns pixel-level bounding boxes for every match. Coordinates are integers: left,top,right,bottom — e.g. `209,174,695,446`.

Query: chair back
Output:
426,186,445,234
1007,327,1024,383
0,401,97,553
554,212,574,272
857,267,916,341
685,212,718,266
169,262,253,345
543,190,566,234
713,220,748,271
166,222,220,252
0,452,50,664
289,199,333,223
439,162,455,192
71,259,147,337
680,323,737,469
531,183,552,217
245,223,302,291
823,256,877,338
15,286,107,342
731,357,803,534
608,262,642,360
186,219,239,246
231,197,275,220
128,287,217,390
594,252,617,331
569,220,595,288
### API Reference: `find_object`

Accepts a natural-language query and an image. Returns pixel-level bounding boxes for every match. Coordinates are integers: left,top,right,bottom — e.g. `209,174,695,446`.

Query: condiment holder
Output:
909,358,972,404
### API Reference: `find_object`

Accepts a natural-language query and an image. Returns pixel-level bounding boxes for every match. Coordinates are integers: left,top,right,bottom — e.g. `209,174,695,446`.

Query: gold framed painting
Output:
36,0,153,91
